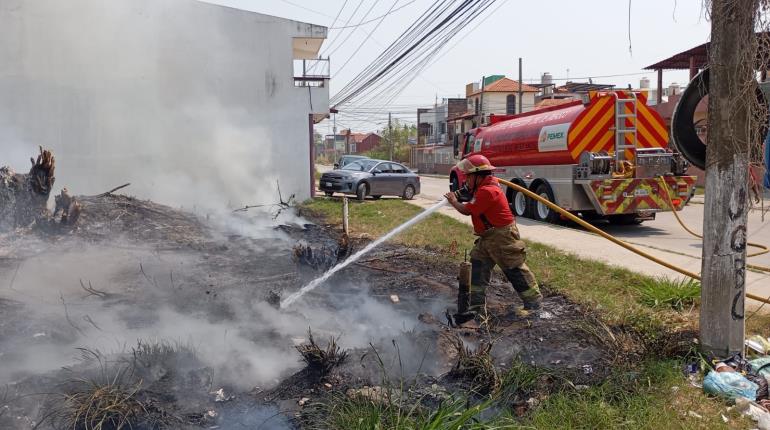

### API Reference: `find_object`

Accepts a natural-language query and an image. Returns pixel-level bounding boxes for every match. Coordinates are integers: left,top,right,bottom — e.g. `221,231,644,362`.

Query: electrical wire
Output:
330,0,420,28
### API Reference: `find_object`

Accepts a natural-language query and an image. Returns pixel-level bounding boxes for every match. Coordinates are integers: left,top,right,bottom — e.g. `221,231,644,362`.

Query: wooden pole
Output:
342,196,349,237
699,0,758,357
656,69,663,104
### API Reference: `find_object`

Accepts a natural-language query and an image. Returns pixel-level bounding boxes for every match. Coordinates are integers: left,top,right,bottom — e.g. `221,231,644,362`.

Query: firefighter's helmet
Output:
456,154,495,174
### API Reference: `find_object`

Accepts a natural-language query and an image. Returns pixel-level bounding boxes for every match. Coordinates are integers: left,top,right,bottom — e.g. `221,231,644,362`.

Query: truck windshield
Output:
464,134,473,155
342,160,378,172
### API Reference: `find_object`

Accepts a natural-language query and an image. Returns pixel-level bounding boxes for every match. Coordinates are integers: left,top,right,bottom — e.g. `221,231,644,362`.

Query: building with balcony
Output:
0,0,330,205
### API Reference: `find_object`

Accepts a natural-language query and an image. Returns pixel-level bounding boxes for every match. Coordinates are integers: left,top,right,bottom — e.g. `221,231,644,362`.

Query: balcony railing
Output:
294,59,330,87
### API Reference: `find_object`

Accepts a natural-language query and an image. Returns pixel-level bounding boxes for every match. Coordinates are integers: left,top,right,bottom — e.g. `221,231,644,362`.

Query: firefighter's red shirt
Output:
464,176,514,235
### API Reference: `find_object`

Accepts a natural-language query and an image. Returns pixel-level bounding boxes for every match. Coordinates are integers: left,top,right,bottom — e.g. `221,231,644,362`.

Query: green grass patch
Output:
635,277,701,311
300,198,475,252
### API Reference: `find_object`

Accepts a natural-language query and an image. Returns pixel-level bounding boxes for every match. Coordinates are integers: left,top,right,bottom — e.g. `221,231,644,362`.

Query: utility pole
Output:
479,76,485,126
388,112,393,161
333,112,337,164
699,0,759,357
518,57,523,114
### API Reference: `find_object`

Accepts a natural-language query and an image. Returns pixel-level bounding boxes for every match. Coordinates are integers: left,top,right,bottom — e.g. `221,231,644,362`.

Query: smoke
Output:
0,0,313,211
0,239,426,391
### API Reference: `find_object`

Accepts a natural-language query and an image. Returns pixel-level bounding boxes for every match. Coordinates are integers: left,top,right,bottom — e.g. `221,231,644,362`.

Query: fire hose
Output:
496,177,770,305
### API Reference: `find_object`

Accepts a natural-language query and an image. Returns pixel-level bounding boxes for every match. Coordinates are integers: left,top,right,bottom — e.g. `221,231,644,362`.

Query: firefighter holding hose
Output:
444,154,542,325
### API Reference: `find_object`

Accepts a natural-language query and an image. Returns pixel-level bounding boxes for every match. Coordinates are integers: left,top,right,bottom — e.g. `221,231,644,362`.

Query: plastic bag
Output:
751,357,770,379
704,370,759,401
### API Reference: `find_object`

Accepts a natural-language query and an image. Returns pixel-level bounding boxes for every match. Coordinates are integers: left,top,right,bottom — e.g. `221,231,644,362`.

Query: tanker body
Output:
450,91,696,224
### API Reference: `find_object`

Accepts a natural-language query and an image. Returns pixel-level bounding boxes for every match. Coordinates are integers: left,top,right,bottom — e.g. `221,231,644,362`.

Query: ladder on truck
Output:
612,92,638,166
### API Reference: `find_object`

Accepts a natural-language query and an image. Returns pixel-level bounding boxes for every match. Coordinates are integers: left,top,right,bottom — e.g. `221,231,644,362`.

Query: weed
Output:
42,350,147,430
635,277,701,311
448,336,499,396
296,328,348,375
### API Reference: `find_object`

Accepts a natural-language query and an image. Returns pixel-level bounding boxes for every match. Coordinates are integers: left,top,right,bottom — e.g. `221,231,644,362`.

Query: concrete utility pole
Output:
700,0,759,357
388,111,393,161
479,76,485,126
518,57,523,114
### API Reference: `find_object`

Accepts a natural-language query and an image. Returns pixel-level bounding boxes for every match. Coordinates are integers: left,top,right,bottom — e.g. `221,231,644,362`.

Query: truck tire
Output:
671,69,708,170
356,182,368,201
506,179,530,218
450,174,460,192
531,182,560,224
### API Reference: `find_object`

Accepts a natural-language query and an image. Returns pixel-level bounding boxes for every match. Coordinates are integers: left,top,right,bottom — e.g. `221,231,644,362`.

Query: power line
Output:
330,0,420,28
277,0,334,19
335,0,401,75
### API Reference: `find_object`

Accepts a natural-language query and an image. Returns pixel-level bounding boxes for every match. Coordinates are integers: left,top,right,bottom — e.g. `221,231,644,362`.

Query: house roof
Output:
469,77,539,95
534,98,578,109
555,82,615,93
644,32,770,70
449,111,476,121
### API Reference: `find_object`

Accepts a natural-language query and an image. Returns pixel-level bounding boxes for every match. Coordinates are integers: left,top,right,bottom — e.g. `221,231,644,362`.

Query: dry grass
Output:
296,328,349,375
447,335,499,396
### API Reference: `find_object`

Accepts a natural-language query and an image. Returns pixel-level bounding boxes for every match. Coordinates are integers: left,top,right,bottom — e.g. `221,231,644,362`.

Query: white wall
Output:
0,0,328,209
482,92,537,115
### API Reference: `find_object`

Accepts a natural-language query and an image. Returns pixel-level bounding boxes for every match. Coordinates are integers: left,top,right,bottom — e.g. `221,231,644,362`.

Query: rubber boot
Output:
503,267,543,310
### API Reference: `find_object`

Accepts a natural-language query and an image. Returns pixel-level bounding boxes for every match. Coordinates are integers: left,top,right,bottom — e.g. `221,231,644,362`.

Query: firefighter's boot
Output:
503,266,542,310
469,258,493,316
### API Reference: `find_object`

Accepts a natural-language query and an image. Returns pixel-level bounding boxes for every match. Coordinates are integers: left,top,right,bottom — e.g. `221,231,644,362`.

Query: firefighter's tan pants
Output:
468,223,540,311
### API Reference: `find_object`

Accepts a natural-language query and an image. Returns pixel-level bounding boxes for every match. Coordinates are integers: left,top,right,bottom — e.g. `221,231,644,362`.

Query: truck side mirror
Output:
453,136,459,157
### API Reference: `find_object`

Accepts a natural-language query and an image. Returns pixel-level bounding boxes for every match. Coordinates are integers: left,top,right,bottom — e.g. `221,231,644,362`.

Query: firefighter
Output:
443,154,542,323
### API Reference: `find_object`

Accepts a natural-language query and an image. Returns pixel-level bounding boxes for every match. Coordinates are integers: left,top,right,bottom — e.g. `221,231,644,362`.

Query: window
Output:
506,94,516,114
464,134,473,154
439,122,446,134
350,143,356,153
391,163,407,174
372,163,388,173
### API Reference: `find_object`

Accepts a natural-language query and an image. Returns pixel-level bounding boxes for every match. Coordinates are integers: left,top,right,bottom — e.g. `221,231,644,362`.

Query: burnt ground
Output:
0,194,633,429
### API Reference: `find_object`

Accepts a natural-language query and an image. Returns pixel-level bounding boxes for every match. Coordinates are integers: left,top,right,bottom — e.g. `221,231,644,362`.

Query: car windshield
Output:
342,160,378,172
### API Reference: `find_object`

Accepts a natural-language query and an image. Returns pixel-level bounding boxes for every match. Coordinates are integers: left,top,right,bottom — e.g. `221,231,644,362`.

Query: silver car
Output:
319,159,421,200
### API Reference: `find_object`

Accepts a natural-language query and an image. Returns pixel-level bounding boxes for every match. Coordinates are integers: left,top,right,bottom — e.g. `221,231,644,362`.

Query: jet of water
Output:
280,199,448,308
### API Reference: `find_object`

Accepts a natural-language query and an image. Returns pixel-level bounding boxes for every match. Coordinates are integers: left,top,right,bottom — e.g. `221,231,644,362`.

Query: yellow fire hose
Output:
497,177,770,305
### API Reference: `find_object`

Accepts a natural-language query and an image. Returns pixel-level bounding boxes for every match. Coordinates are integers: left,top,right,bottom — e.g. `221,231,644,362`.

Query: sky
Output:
202,0,712,133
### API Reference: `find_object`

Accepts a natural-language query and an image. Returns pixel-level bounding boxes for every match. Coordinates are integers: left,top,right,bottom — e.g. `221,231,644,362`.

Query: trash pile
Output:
699,335,770,429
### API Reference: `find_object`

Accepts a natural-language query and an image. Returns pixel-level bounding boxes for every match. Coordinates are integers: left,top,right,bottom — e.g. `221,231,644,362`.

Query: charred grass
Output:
300,198,753,429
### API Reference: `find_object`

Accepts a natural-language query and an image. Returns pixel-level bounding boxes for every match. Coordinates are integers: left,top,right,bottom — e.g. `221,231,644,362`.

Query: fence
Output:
411,146,456,175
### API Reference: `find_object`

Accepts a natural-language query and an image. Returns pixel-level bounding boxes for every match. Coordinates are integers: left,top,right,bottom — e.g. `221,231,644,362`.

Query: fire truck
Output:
450,91,696,224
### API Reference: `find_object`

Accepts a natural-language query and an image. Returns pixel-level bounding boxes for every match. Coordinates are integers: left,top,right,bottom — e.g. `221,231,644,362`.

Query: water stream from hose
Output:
280,199,448,308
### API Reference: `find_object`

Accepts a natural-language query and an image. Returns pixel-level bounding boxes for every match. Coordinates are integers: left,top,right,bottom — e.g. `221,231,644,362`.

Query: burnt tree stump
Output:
0,147,56,231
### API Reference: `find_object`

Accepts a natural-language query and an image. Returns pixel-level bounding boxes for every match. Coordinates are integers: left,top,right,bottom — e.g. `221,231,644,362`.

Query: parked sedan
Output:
319,159,420,200
333,154,369,170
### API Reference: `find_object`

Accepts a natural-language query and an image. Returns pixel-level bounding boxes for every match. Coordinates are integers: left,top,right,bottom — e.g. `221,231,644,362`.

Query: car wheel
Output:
356,182,368,201
324,191,334,197
371,195,382,200
531,182,560,223
402,185,416,200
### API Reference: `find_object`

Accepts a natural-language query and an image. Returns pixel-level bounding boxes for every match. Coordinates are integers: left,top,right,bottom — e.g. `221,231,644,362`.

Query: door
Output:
389,163,410,195
368,162,390,195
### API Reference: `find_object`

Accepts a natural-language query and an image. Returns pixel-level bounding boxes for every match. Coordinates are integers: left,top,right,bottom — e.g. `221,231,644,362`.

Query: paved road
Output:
317,164,770,304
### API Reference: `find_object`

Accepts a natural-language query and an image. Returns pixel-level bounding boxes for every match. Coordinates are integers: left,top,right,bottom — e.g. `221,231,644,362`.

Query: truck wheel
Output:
402,185,416,200
532,182,560,224
450,175,460,192
324,191,334,197
507,180,530,218
356,183,368,201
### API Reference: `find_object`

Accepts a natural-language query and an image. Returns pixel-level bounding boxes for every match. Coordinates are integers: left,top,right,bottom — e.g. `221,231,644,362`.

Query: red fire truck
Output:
450,91,696,224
